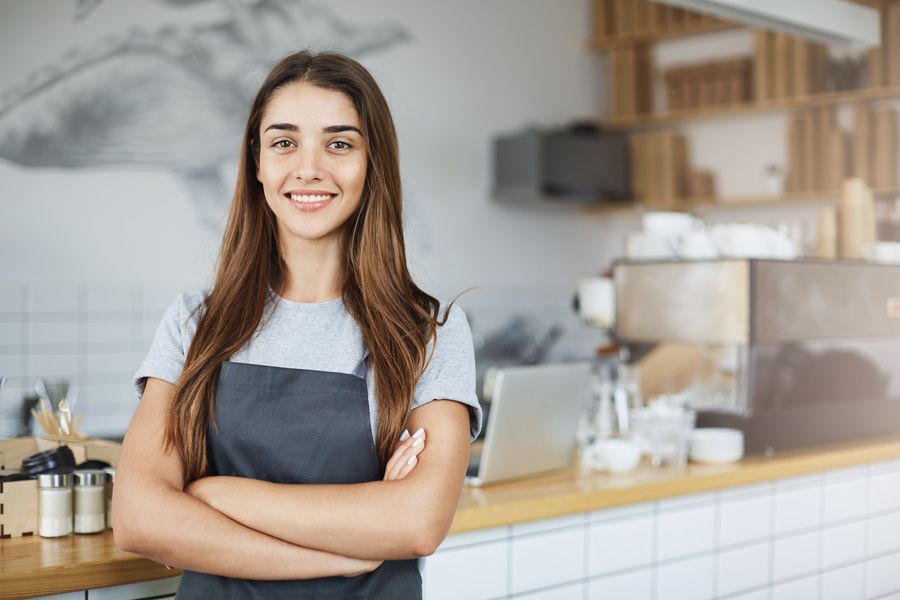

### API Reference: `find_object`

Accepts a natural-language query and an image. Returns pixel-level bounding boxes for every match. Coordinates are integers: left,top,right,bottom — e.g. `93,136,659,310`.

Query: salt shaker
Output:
39,471,73,538
74,469,107,534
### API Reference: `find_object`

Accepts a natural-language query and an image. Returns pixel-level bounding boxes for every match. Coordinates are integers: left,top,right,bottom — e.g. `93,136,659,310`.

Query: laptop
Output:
465,362,592,487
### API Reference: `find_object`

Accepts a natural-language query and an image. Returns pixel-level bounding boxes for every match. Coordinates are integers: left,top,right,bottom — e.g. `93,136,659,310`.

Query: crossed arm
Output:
113,377,471,579
185,398,471,559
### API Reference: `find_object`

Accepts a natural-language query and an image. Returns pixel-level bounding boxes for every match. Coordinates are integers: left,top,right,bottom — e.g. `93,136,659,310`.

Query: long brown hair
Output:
164,50,454,484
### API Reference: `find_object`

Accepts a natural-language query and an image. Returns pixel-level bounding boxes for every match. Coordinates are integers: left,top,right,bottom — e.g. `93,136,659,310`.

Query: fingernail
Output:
406,455,417,465
412,427,425,438
412,436,424,447
399,429,410,442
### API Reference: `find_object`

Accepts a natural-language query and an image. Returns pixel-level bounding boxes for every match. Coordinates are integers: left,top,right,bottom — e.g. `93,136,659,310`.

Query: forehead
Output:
261,82,360,132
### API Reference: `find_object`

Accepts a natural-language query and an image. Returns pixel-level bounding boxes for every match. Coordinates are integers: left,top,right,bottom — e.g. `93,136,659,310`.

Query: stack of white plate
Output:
689,428,744,464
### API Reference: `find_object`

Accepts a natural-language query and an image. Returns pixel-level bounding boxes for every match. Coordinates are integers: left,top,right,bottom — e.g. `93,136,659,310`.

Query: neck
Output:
277,232,345,303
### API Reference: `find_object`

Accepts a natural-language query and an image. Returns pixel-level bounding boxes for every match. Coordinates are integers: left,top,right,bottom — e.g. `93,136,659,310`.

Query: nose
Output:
291,145,324,182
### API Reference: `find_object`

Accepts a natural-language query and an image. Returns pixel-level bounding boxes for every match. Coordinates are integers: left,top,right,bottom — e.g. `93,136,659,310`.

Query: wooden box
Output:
0,437,121,538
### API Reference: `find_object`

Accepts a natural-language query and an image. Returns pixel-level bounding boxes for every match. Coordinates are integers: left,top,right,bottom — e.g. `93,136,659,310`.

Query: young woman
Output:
113,50,481,599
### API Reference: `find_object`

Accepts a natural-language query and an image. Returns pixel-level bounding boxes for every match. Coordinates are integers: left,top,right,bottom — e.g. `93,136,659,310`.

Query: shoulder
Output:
159,289,208,342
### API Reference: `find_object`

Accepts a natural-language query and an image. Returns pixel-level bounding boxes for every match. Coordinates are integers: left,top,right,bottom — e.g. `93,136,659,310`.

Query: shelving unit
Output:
588,0,900,212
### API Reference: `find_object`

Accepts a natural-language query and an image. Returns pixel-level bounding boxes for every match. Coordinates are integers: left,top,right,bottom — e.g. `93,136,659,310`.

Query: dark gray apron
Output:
176,361,422,599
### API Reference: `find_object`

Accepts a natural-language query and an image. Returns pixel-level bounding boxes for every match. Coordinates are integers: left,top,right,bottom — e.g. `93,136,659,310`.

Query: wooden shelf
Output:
582,187,900,215
586,20,736,51
601,85,900,130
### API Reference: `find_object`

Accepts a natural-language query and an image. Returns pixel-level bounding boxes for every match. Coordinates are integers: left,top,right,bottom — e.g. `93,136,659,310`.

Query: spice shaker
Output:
38,471,73,538
74,469,107,534
103,466,116,529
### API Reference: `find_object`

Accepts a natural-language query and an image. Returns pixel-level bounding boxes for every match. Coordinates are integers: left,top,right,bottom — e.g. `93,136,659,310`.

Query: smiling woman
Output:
111,51,481,599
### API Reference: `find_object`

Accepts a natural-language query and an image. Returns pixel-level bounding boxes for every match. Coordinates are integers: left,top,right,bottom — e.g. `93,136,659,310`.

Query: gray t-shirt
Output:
133,291,482,442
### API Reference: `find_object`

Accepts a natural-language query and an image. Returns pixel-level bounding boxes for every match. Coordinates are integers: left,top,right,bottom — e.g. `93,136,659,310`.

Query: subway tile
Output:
27,321,79,346
657,491,715,511
775,472,822,491
85,321,134,345
719,492,772,547
825,465,868,482
28,353,79,379
0,287,25,313
588,501,653,523
425,540,508,600
587,567,652,600
84,286,136,313
439,526,508,551
656,502,715,562
719,481,772,500
773,530,820,582
656,554,715,600
0,353,26,379
587,514,653,576
512,512,585,537
867,551,900,598
717,541,770,598
0,322,24,346
514,581,584,600
868,512,900,556
85,350,139,377
775,483,822,535
869,469,900,513
821,561,865,600
822,521,866,570
511,527,585,595
823,477,867,524
771,574,818,600
80,412,131,437
25,287,80,313
727,589,768,600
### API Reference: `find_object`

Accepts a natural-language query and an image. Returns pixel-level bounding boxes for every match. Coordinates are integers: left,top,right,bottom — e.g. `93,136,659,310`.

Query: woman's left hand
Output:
383,427,426,481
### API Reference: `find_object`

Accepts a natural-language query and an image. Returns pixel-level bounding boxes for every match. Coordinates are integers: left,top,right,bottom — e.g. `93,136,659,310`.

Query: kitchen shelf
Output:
599,85,900,130
581,187,900,215
586,20,736,51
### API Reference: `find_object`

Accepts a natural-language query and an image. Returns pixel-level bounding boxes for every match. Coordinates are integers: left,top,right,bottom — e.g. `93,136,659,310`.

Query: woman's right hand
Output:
383,427,426,481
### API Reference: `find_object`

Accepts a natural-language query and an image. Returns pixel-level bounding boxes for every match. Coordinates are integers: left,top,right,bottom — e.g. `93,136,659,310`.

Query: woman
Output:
113,50,481,599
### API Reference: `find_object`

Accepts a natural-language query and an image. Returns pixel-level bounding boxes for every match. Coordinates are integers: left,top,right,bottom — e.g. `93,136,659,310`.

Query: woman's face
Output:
256,81,368,246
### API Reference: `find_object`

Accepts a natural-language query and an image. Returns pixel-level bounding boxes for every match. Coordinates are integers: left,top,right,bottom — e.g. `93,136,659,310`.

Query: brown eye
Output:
329,141,351,150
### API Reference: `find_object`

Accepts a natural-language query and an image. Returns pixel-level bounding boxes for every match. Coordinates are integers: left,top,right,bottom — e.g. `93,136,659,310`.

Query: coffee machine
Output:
613,259,900,454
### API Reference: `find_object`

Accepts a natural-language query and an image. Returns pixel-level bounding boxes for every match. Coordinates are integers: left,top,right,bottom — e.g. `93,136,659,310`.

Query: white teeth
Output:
290,193,333,203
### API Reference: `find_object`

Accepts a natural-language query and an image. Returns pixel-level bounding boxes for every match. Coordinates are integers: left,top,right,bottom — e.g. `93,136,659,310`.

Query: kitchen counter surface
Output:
3,437,900,599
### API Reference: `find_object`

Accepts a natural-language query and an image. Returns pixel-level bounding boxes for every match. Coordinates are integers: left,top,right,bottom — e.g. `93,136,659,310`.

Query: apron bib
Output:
176,361,422,599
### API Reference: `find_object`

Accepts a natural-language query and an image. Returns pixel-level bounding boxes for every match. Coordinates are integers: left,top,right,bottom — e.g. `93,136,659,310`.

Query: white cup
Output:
578,277,615,328
585,438,642,474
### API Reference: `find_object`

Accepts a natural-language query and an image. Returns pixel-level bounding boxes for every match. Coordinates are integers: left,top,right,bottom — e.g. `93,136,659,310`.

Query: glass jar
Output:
38,471,73,538
74,469,107,534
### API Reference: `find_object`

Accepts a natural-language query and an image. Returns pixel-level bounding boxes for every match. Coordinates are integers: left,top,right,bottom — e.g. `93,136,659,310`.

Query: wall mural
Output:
0,0,412,228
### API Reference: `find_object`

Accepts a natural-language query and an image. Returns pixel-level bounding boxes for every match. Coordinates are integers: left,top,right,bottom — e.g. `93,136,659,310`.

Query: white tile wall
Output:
771,574,818,600
821,562,865,600
587,567,653,600
424,458,900,600
716,541,769,598
0,284,174,438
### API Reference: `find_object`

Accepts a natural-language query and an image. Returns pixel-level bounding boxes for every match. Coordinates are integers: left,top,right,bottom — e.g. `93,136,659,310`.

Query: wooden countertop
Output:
451,437,900,533
3,437,899,599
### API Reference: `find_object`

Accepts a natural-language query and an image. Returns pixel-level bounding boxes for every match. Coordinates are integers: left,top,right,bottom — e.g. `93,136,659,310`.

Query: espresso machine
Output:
613,259,900,454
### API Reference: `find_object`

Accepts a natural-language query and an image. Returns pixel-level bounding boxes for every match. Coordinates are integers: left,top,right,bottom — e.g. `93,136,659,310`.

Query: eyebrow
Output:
263,123,362,135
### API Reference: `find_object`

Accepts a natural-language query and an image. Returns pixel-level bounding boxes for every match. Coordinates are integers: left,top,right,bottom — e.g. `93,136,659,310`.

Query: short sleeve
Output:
411,303,482,442
133,291,205,399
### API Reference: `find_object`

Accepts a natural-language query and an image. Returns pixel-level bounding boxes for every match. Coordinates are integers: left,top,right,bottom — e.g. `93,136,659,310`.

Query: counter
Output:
2,438,900,600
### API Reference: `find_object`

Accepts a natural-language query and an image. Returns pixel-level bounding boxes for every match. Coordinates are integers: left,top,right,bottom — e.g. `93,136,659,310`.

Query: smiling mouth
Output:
286,193,337,203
